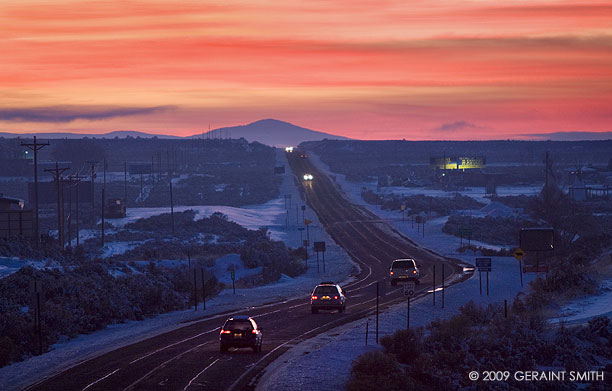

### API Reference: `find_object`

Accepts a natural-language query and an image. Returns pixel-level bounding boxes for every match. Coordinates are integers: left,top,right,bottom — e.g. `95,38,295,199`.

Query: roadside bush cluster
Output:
443,215,538,246
104,211,308,285
528,254,600,304
361,190,485,216
491,194,535,210
0,263,219,367
347,301,612,391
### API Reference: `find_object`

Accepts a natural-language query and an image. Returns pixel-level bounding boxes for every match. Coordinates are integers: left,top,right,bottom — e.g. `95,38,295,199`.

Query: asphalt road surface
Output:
26,150,463,391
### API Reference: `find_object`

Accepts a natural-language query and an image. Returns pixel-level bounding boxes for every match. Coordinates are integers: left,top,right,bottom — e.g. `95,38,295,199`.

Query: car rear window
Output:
392,260,415,269
224,320,253,331
314,286,339,295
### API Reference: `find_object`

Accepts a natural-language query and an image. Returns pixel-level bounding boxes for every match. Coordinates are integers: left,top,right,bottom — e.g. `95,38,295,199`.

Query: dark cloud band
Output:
434,121,477,132
0,105,175,123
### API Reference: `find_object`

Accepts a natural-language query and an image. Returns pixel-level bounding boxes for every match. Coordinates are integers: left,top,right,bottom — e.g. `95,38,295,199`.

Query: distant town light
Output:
303,174,313,181
285,146,294,152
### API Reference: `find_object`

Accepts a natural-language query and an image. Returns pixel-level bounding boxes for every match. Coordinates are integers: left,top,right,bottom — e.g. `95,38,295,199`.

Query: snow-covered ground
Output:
0,149,357,391
551,278,612,325
258,257,535,391
368,182,543,202
253,152,556,391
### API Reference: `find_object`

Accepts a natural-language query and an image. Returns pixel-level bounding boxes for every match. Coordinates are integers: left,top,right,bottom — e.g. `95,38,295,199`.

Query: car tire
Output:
311,308,318,314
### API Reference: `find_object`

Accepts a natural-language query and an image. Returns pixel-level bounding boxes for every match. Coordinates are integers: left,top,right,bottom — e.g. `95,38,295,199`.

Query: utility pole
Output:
545,151,549,188
86,161,98,224
101,159,106,246
124,161,128,204
67,175,72,247
170,178,175,236
67,174,85,247
21,136,50,242
44,162,68,249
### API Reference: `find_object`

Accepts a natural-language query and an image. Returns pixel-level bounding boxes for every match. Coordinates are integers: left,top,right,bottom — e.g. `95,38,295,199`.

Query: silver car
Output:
389,259,420,286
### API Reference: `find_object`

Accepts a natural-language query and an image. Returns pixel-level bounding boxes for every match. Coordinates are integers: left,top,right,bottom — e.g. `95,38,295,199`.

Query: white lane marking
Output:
226,313,368,391
82,368,120,391
288,302,308,309
130,327,220,364
182,359,220,391
123,341,212,391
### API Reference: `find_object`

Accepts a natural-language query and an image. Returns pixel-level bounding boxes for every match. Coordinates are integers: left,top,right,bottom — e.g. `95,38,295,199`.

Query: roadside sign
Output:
513,248,525,261
304,219,312,225
520,228,554,251
475,257,492,272
314,241,326,252
457,228,472,238
400,204,406,211
403,281,415,297
230,270,235,281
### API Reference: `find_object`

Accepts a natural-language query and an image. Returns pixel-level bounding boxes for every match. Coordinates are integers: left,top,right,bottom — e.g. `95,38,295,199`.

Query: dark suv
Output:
219,315,263,353
310,282,346,314
389,259,420,286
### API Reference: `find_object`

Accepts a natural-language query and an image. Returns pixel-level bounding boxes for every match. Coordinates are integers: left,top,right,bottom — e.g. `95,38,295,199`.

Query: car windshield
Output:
392,260,415,269
224,320,252,331
314,286,338,295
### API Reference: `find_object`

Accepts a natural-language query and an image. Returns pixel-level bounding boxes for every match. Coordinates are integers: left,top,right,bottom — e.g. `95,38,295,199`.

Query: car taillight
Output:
413,270,417,274
334,296,338,300
252,329,257,334
221,329,231,334
390,271,394,275
312,296,318,300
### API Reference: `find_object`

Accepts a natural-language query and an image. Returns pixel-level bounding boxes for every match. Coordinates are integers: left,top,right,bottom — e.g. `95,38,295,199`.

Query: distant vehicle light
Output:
285,146,294,152
303,174,313,181
251,329,257,334
413,270,417,274
312,296,318,300
334,296,338,300
390,271,394,275
221,329,231,334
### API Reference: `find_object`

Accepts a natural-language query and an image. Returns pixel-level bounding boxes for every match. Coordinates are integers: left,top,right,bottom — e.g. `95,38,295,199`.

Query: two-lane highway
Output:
26,150,462,391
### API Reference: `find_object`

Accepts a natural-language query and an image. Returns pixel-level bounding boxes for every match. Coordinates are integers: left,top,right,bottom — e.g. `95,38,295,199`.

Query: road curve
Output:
25,150,464,391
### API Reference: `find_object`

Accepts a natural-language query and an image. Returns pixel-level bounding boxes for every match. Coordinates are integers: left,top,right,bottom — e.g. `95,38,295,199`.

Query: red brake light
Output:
221,329,231,334
390,271,394,275
334,296,338,300
312,296,318,300
252,329,257,334
413,270,417,274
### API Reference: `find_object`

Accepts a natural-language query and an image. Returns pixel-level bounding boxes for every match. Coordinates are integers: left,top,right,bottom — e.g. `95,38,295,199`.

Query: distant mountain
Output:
527,131,612,141
0,130,181,139
192,119,350,146
0,119,348,144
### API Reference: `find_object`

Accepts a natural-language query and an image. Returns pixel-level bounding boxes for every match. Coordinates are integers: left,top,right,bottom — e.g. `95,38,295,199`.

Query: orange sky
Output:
1,0,611,140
